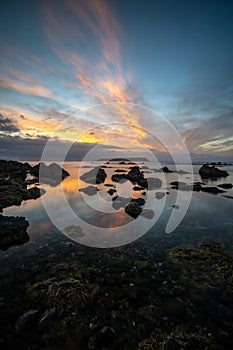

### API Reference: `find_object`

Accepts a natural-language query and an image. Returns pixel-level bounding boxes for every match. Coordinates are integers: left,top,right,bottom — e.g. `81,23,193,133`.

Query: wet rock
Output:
127,166,144,183
88,326,115,350
125,202,142,218
201,186,225,194
218,183,232,189
223,195,233,199
80,167,107,184
0,214,29,250
79,186,98,196
133,186,145,191
170,181,202,192
15,309,38,333
107,188,117,196
111,173,128,183
112,196,131,210
162,336,180,350
164,298,186,317
132,197,145,206
38,308,56,331
155,191,166,199
30,162,70,182
199,164,229,178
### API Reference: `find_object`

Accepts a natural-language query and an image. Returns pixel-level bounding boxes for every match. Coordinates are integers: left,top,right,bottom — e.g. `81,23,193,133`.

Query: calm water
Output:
1,161,233,255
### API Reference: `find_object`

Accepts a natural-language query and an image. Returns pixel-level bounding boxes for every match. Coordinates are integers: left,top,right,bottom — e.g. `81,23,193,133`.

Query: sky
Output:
0,0,233,161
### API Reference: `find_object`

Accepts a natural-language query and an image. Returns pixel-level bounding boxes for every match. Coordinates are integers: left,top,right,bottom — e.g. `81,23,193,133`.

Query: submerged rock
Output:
155,191,166,199
0,214,29,250
199,164,229,178
79,186,98,196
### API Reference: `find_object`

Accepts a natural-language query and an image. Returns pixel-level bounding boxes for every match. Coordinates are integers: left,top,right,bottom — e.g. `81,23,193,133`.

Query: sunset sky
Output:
0,0,233,161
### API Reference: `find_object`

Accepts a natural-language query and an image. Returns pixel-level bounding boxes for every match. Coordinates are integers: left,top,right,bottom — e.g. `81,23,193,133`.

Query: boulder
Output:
30,162,70,182
79,167,106,184
125,202,142,218
199,164,229,178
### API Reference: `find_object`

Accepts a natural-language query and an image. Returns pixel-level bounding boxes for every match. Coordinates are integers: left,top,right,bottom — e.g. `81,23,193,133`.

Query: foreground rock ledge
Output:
0,214,29,250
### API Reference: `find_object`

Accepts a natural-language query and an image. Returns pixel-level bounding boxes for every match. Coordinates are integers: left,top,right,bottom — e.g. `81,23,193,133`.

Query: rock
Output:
133,186,145,191
223,195,233,199
217,183,232,189
125,202,142,218
170,181,202,192
104,183,115,187
141,209,154,219
88,326,115,349
111,173,128,183
107,188,117,196
127,166,144,183
172,205,179,209
79,186,98,196
0,214,29,250
38,308,56,331
164,298,186,317
162,336,180,350
201,186,225,194
15,309,38,333
132,198,145,206
30,162,70,182
80,167,107,184
155,192,166,199
199,164,229,178
0,159,31,182
112,196,131,210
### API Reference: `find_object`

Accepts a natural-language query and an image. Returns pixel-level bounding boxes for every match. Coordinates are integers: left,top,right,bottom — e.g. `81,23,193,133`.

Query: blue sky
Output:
0,0,233,160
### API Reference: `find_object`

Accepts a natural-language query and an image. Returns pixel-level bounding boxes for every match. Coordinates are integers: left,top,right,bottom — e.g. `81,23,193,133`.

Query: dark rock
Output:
38,308,56,331
111,173,128,183
80,167,107,184
217,183,232,189
125,202,142,218
172,205,179,209
201,186,225,194
128,166,144,183
132,198,145,206
199,164,229,178
223,195,233,199
133,186,145,191
15,309,38,333
107,188,117,196
30,162,70,182
79,186,98,196
164,298,186,317
162,336,180,350
0,214,29,250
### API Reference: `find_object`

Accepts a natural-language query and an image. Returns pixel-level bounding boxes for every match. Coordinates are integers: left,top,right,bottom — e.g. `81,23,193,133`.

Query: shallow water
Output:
2,161,233,254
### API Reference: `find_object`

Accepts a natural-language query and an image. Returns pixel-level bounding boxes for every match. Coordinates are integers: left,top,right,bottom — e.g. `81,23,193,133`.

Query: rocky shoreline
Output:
0,239,232,349
0,160,69,250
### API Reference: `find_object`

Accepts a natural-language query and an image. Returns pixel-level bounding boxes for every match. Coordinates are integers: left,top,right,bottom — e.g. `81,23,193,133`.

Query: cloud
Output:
0,113,19,133
0,77,54,99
